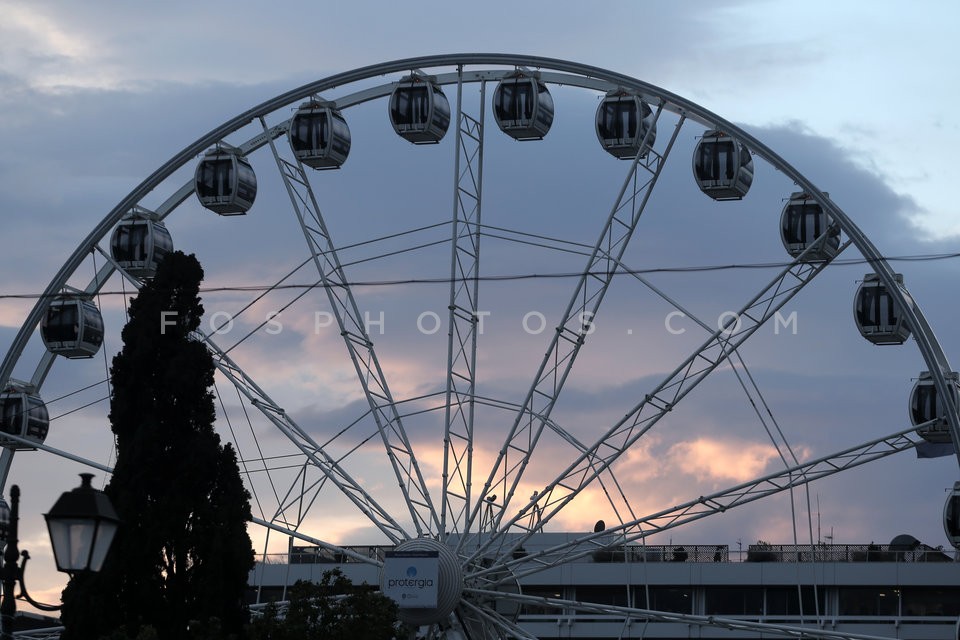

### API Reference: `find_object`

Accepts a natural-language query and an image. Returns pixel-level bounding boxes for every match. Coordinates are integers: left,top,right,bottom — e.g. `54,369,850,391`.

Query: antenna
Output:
816,494,821,544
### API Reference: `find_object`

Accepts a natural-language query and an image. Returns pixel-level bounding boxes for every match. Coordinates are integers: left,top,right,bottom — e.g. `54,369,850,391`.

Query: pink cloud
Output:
667,437,781,483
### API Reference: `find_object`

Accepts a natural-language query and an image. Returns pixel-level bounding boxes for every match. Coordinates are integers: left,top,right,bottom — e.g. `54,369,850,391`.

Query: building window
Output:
520,586,564,616
838,587,899,616
704,587,764,616
576,586,631,608
634,587,692,614
901,588,960,617
765,586,825,617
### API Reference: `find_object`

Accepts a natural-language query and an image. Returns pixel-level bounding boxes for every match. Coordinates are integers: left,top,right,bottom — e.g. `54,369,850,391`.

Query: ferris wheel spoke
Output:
464,589,895,640
621,257,809,475
466,394,639,532
259,116,440,536
0,254,118,486
472,422,921,586
269,467,343,533
213,377,306,529
474,235,851,560
0,177,199,489
0,430,113,475
202,335,409,544
441,70,487,542
250,516,382,567
596,256,811,528
466,105,685,551
458,600,537,640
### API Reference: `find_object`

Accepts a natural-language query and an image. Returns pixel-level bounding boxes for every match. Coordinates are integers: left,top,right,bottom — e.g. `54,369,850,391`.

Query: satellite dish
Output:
889,534,920,551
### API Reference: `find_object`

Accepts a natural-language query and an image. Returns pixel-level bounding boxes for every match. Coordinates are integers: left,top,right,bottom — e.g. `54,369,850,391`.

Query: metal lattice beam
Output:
476,235,850,560
472,423,922,581
205,335,409,543
441,69,486,541
467,105,685,549
260,117,439,536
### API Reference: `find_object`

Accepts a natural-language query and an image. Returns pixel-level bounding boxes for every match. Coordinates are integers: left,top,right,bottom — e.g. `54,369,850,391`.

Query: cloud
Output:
0,3,98,89
666,437,781,484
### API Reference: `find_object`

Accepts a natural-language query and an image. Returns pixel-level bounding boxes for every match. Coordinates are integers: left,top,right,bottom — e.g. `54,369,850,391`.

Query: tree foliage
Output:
61,251,255,639
247,570,402,640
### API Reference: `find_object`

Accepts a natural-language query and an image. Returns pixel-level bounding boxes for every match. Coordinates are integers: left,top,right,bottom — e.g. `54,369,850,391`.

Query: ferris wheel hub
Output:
380,537,463,626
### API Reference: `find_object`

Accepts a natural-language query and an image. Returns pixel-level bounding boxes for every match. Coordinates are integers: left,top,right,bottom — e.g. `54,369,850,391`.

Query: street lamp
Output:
0,474,119,638
45,474,120,574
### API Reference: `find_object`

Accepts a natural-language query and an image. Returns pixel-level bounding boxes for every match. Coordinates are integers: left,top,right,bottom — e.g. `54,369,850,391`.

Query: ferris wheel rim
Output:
2,51,954,530
2,49,955,533
4,53,954,426
1,53,957,637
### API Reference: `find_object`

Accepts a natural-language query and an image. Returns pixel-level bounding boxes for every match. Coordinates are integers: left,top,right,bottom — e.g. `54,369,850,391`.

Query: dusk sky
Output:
0,0,958,609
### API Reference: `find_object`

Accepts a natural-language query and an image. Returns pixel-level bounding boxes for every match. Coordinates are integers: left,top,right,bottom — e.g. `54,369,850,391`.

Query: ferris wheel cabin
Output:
41,297,104,359
854,273,911,345
110,209,173,279
289,100,351,169
389,75,451,144
945,482,960,550
909,370,959,444
0,384,49,450
692,130,754,200
194,146,258,215
595,91,657,159
780,192,840,261
493,74,555,141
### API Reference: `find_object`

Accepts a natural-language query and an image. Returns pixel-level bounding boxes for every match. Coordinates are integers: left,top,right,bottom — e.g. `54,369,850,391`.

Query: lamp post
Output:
0,474,119,639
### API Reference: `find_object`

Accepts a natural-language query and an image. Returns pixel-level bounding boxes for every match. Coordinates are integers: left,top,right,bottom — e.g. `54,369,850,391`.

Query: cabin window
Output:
197,159,233,199
696,139,736,181
599,100,637,140
45,304,80,342
392,86,430,126
113,224,148,262
858,287,899,328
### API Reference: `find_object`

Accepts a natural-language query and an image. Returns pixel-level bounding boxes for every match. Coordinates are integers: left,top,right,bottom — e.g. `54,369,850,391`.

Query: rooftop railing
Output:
256,541,958,566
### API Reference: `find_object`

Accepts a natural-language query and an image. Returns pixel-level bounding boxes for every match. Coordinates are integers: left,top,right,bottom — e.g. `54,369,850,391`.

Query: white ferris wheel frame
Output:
0,54,956,640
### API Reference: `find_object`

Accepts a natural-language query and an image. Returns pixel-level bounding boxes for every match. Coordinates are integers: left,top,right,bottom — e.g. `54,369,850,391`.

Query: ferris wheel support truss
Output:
260,117,439,537
441,69,487,541
467,102,683,545
203,335,409,543
473,422,925,583
474,233,851,562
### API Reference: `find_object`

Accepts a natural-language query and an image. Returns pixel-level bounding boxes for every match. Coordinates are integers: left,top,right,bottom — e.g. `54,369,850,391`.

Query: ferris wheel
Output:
1,54,958,639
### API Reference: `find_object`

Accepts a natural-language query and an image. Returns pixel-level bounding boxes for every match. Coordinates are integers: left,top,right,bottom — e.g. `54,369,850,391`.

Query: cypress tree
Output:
61,251,255,639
